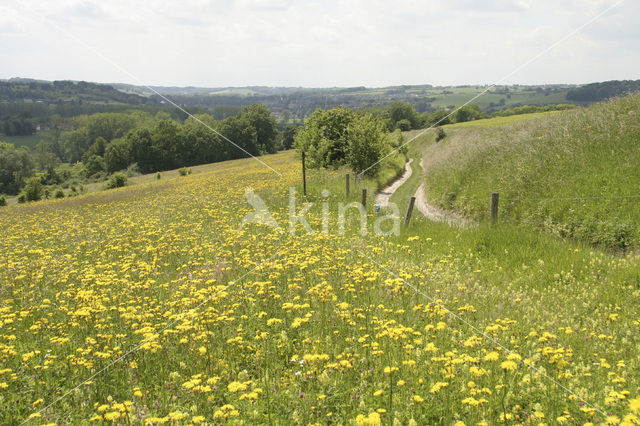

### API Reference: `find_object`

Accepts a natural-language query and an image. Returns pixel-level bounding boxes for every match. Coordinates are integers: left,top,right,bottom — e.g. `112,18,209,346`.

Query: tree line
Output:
0,104,281,197
566,80,640,103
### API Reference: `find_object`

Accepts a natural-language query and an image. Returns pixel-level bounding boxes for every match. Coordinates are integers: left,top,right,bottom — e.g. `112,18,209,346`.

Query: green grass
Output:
0,131,55,149
427,89,571,111
423,93,640,250
445,111,563,129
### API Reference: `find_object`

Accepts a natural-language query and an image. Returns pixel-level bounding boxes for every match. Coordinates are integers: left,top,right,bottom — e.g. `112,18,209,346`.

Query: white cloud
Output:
0,0,638,87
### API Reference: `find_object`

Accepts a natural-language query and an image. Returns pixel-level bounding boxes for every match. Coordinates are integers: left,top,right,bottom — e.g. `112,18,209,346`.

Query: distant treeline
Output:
566,80,640,103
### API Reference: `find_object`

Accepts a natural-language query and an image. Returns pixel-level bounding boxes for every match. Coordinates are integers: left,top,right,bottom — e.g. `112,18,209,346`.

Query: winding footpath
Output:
375,156,471,227
375,158,413,207
413,159,470,227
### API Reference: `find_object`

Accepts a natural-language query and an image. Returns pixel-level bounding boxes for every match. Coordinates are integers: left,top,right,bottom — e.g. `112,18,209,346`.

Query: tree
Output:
34,141,60,171
22,176,43,201
82,137,107,162
63,128,91,162
179,120,228,165
426,110,452,126
0,142,34,195
84,155,105,177
396,119,412,131
128,128,160,173
86,113,136,143
2,112,36,136
281,125,297,150
105,138,133,173
238,104,278,154
294,107,356,168
345,114,390,176
152,120,181,170
454,104,485,123
218,116,259,158
388,102,420,130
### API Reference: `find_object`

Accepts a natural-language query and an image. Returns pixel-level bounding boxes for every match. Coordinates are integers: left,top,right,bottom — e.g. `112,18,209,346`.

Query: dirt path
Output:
414,159,471,227
375,158,413,206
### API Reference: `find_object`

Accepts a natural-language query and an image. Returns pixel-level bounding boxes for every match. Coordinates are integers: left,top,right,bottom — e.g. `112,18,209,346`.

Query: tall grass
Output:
424,94,640,250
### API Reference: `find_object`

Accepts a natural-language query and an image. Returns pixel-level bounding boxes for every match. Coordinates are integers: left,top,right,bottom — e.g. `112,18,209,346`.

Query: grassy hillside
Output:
424,94,640,250
1,148,639,424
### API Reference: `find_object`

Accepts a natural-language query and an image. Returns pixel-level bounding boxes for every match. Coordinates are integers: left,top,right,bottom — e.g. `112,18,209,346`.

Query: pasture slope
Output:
0,113,639,424
424,94,640,251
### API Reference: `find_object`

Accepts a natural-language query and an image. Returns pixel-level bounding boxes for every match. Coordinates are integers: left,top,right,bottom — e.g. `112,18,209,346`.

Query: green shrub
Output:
156,172,162,180
0,195,6,207
178,167,190,176
17,194,26,203
435,127,446,142
106,172,127,189
54,189,65,199
23,177,43,202
125,163,140,177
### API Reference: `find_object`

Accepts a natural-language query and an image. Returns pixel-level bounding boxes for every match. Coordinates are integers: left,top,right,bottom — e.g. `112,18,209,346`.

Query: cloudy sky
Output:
0,0,638,87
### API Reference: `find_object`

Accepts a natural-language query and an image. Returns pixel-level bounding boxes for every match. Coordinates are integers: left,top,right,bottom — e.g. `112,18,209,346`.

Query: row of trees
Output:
98,104,278,174
2,113,36,136
566,80,640,103
373,102,486,132
0,104,280,196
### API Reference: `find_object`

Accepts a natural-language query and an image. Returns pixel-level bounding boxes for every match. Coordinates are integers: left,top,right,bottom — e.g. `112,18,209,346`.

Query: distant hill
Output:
566,79,640,103
0,78,153,105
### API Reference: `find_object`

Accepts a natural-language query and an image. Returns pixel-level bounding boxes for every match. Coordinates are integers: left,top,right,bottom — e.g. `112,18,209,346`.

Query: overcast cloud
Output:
0,0,638,87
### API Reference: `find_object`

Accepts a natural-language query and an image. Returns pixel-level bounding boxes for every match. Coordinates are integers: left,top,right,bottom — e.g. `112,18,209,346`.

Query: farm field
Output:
1,140,640,425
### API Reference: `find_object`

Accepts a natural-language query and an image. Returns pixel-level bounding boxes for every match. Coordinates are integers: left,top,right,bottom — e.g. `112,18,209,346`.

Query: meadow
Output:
1,134,640,425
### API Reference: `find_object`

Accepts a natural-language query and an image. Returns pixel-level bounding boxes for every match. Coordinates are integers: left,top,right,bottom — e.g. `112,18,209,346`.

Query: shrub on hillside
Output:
22,177,43,202
106,172,127,189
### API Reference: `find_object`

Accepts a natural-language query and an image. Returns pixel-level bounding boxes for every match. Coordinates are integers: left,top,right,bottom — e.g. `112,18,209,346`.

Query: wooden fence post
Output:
301,151,307,196
361,189,367,209
404,196,416,226
491,192,499,224
346,174,350,198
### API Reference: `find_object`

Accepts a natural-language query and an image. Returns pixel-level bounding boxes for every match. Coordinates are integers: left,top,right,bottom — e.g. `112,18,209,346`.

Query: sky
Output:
0,0,638,88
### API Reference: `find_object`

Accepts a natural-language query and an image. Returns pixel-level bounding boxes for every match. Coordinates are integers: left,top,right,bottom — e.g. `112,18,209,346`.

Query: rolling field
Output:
1,145,640,424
